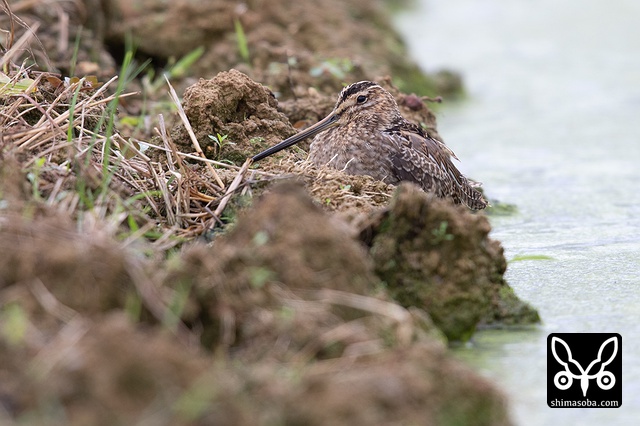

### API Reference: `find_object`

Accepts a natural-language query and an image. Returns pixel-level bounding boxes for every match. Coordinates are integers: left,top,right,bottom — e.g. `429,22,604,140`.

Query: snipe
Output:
252,81,487,210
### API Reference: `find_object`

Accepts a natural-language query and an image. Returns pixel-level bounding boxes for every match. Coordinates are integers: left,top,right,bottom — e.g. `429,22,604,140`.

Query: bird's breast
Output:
308,129,397,183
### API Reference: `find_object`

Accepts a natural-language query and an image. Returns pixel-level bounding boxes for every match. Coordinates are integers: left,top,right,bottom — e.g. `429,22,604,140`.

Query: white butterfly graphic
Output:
551,336,618,397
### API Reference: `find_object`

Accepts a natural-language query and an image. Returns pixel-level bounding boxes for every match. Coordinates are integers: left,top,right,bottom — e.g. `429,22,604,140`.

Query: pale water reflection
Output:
395,1,640,424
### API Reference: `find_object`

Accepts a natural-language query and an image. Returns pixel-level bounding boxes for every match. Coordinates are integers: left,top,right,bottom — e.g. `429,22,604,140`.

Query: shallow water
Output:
395,1,640,424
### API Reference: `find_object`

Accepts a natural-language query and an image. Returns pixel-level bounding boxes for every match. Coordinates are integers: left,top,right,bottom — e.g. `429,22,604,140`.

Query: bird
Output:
252,81,487,210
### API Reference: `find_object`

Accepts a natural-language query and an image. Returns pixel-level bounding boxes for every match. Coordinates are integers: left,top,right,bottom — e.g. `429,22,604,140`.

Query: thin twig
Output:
28,278,79,323
0,21,40,68
146,137,246,170
125,257,199,348
307,288,413,345
212,158,252,218
164,76,225,189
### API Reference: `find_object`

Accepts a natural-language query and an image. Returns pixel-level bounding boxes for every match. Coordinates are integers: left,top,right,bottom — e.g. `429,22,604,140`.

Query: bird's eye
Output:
356,95,367,104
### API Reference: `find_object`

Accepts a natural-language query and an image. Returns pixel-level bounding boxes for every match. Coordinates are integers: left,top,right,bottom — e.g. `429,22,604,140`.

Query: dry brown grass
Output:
0,64,276,243
0,1,268,242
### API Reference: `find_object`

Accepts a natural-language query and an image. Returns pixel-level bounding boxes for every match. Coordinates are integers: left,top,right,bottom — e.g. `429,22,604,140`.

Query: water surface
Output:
395,1,640,424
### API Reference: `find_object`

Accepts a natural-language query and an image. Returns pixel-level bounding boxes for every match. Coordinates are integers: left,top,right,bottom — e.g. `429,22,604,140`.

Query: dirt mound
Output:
0,175,517,424
290,161,396,215
3,0,457,102
96,0,448,97
25,314,210,425
170,181,414,360
0,213,132,316
0,315,510,426
190,180,378,294
288,344,512,426
361,183,539,341
172,69,296,164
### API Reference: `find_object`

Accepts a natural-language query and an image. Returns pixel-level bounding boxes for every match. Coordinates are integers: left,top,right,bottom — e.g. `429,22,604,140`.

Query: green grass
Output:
143,46,204,94
509,254,555,262
431,220,454,244
234,18,250,63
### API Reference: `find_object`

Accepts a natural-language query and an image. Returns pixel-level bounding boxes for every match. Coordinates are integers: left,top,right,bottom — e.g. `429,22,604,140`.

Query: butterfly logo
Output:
551,335,618,397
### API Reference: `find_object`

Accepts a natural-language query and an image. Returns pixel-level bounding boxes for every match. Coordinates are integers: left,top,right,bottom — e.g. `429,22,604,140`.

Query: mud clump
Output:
0,183,515,423
95,0,447,97
2,0,460,130
172,181,403,360
0,213,133,316
26,314,211,426
172,69,296,164
160,182,513,424
288,344,512,426
362,183,539,341
0,314,510,425
206,180,378,294
258,158,396,216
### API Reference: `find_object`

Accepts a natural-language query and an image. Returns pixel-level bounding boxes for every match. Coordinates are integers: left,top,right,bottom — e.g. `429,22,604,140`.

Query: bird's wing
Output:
387,129,487,210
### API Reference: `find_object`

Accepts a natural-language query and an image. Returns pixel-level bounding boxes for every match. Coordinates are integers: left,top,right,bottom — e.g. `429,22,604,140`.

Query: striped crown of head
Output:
338,81,379,104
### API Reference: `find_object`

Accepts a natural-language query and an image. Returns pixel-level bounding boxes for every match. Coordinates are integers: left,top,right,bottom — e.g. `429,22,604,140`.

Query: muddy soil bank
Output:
2,0,539,424
0,170,514,425
2,0,460,99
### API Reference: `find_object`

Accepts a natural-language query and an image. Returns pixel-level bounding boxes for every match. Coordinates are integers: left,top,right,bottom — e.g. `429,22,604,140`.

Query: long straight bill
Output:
251,113,339,162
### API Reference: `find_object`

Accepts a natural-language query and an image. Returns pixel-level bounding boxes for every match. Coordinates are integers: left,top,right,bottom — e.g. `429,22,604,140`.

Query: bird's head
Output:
331,81,401,126
252,81,401,162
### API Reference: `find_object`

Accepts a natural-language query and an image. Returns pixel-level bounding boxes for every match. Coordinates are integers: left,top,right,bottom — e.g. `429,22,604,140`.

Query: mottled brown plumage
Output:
253,81,487,210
